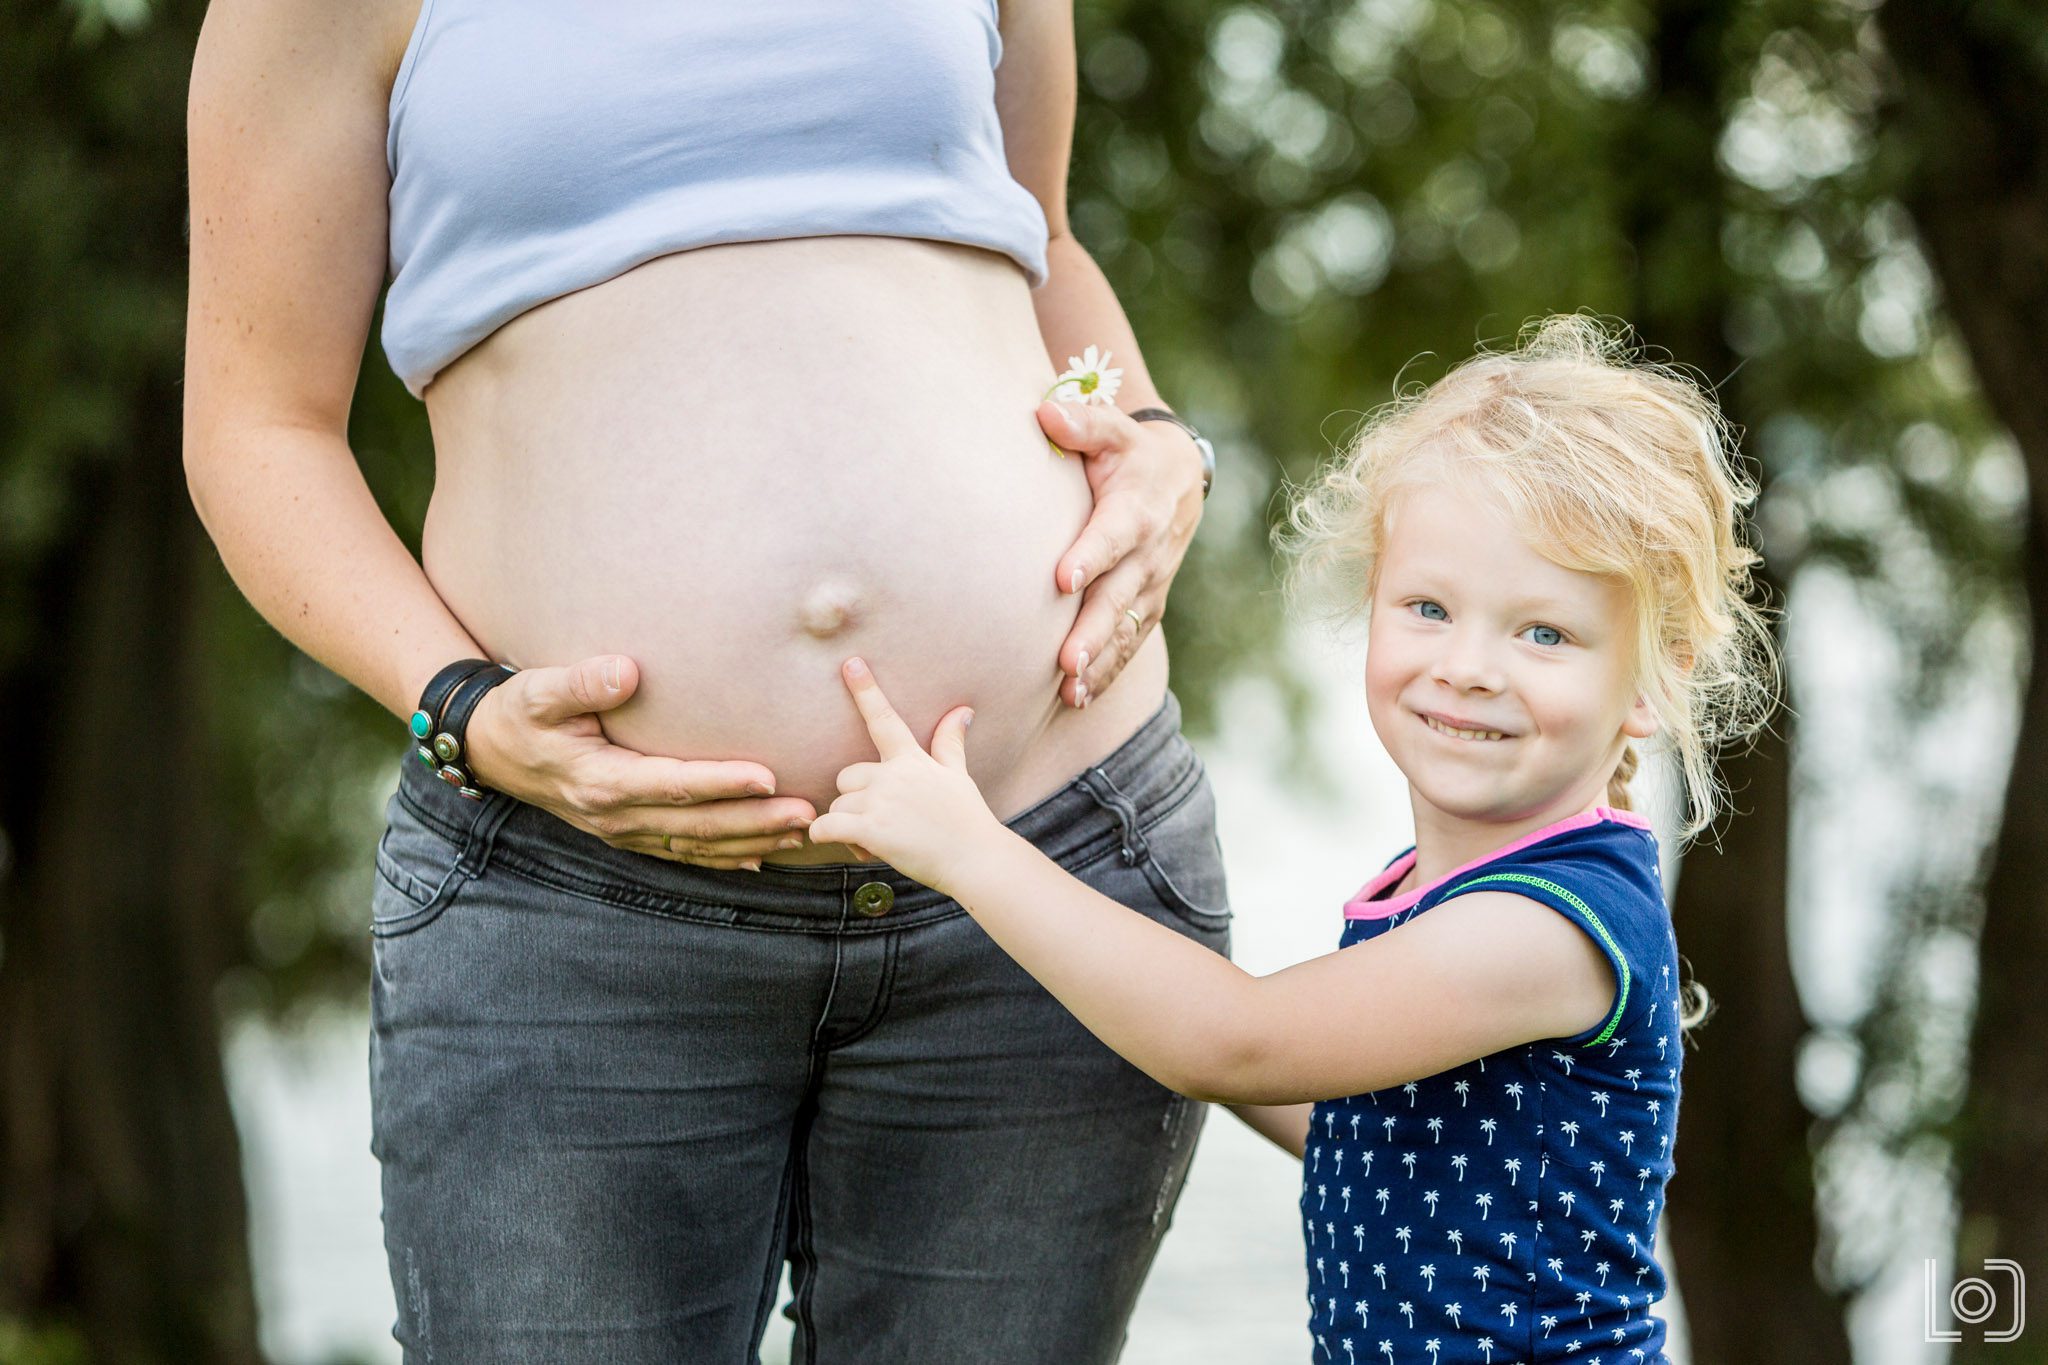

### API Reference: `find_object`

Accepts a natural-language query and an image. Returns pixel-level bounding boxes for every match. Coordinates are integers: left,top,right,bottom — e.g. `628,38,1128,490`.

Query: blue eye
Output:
1413,601,1448,621
1523,624,1566,647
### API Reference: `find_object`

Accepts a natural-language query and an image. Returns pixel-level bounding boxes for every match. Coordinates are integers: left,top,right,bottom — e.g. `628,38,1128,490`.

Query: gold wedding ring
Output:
1124,607,1144,632
662,833,675,853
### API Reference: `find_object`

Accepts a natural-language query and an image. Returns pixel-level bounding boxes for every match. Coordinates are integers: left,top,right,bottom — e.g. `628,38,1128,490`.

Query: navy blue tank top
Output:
1301,809,1681,1364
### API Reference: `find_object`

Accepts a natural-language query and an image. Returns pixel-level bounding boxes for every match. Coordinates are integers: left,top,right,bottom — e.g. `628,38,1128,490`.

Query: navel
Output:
798,579,861,638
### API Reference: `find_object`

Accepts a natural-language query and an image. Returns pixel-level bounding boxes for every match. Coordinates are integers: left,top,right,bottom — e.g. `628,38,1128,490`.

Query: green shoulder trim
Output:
1445,871,1629,1048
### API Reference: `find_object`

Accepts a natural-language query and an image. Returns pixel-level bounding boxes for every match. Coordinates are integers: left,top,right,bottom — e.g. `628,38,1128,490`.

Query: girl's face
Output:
1365,480,1659,828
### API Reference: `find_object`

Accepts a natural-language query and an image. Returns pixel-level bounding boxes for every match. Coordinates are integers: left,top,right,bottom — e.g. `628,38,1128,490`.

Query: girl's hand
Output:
1039,400,1205,709
460,654,817,871
806,657,999,892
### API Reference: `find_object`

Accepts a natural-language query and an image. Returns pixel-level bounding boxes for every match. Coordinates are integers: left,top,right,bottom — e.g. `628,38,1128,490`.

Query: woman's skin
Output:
184,0,1209,869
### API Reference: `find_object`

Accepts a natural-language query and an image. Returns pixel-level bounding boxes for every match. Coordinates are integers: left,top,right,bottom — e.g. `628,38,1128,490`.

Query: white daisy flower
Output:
1046,345,1123,406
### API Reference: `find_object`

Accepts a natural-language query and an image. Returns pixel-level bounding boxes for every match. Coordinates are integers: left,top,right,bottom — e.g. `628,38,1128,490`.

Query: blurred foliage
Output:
4,0,2036,1347
0,1318,88,1365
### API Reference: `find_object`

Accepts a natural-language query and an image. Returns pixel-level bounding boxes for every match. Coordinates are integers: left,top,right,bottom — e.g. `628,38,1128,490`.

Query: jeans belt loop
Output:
1078,768,1148,866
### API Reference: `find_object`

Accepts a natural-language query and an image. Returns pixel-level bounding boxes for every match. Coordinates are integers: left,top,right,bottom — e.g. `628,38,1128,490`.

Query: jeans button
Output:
853,881,895,917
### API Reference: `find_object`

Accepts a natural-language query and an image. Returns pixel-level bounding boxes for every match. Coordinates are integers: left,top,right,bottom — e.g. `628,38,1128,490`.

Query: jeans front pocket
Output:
1133,770,1234,937
371,790,472,937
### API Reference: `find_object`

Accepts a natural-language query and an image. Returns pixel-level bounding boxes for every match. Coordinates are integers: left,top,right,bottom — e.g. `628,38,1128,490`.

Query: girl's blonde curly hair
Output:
1277,314,1780,851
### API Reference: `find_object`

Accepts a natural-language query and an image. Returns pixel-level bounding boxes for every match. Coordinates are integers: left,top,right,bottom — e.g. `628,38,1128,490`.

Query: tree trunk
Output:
1875,3,2048,1356
0,0,261,1355
0,379,260,1364
1622,2,1853,1360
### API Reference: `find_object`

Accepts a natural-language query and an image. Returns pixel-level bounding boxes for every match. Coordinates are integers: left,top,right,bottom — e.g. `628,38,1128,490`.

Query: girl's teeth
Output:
1426,715,1505,741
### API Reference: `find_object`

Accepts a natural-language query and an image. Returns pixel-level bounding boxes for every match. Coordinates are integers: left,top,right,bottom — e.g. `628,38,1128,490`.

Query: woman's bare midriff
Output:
418,236,1169,864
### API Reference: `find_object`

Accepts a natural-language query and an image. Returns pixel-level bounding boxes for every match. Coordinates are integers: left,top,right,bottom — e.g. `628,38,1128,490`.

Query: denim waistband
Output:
392,689,1199,924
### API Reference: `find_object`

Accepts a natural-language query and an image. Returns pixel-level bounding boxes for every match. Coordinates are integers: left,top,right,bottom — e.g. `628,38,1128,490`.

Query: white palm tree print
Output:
1452,1155,1469,1181
1454,1079,1471,1106
1398,1302,1415,1328
1420,1264,1436,1290
1505,1082,1525,1110
1423,1190,1440,1216
1478,1337,1496,1362
1476,1193,1493,1220
1504,1158,1522,1186
1447,1229,1464,1253
1372,1263,1387,1289
1480,1118,1498,1145
1424,1338,1441,1365
1395,1226,1412,1252
1445,1303,1463,1328
1560,1120,1581,1147
1473,1264,1491,1293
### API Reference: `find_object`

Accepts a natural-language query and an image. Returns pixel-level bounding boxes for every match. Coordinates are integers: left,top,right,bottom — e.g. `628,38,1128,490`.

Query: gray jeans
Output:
368,691,1232,1364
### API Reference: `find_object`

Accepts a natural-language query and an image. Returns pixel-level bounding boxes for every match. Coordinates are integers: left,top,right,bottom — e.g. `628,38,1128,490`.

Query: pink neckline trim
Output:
1343,807,1651,920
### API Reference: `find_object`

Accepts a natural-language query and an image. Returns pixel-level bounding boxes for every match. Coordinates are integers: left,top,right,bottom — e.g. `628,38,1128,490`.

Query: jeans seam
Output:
819,931,899,1053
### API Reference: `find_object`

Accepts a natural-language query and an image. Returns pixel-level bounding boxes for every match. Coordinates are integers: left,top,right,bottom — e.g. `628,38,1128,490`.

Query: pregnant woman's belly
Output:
417,236,1168,863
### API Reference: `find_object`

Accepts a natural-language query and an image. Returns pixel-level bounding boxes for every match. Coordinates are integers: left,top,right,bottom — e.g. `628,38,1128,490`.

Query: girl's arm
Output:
810,660,1620,1106
990,0,1208,711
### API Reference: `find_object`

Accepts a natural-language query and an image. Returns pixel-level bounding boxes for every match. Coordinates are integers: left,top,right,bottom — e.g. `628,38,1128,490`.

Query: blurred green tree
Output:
1,0,2037,1359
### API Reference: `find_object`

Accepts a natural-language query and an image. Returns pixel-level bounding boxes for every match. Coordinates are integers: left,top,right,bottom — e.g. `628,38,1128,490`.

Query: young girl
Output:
806,316,1776,1362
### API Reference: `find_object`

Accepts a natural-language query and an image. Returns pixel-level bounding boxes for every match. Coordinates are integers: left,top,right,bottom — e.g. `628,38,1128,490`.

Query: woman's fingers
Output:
522,653,642,722
1059,561,1156,708
604,753,786,807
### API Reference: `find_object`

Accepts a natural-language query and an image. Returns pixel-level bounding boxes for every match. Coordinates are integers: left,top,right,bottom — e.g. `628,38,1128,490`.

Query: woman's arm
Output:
184,0,813,869
808,660,1620,1105
994,1,1208,711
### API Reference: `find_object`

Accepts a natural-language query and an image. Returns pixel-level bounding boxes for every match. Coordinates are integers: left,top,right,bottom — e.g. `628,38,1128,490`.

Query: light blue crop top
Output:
381,1,1052,398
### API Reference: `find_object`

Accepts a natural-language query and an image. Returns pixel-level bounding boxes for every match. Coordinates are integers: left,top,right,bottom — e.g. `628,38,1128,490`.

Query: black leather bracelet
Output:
1126,407,1215,499
410,659,497,763
427,663,518,799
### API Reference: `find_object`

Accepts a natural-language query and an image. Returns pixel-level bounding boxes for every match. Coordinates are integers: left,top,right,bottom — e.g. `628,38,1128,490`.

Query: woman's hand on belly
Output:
1038,401,1206,711
464,653,818,870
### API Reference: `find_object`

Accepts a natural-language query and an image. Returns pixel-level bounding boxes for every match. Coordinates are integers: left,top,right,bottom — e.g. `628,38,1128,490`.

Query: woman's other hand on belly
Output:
1039,401,1206,711
464,654,819,871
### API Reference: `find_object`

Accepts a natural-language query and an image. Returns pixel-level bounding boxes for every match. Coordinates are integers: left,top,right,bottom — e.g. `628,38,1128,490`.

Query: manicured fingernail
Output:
748,781,774,796
964,709,975,729
1076,680,1089,708
1078,648,1090,675
1070,564,1088,594
777,837,803,850
787,816,812,831
846,656,868,677
743,859,763,873
603,657,621,690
